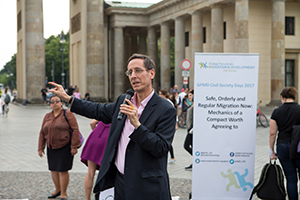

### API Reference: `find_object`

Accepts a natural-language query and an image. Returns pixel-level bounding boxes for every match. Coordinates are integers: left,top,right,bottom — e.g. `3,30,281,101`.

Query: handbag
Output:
63,109,84,147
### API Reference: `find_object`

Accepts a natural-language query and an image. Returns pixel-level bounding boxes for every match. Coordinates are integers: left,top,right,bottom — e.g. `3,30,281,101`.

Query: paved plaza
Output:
0,103,274,200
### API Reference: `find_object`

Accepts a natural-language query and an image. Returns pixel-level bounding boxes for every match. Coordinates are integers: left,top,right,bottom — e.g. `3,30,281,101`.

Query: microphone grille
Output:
126,89,135,97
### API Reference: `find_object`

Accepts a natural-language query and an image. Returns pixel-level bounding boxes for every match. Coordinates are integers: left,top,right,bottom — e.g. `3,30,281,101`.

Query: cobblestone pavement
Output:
0,103,275,200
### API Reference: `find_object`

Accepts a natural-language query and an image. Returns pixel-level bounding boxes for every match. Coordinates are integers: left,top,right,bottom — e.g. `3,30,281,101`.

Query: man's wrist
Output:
134,122,141,129
68,96,73,104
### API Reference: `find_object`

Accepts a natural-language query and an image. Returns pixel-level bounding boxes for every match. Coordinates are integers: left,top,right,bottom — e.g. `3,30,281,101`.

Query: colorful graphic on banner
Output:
192,53,259,200
99,187,114,200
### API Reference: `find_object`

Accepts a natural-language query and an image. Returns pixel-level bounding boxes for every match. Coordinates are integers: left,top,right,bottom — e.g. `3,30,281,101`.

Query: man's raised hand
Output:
48,82,71,102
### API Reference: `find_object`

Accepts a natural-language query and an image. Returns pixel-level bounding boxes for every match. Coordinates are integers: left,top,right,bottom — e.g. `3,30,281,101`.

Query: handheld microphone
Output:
117,89,135,120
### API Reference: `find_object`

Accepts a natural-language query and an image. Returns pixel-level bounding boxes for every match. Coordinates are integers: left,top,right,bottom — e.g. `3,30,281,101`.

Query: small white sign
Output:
182,71,190,77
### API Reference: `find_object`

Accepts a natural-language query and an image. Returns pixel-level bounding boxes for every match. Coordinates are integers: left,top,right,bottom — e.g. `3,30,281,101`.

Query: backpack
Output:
249,160,286,200
4,94,10,104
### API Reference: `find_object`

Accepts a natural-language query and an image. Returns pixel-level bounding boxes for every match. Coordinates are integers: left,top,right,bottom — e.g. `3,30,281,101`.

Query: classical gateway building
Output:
16,0,300,105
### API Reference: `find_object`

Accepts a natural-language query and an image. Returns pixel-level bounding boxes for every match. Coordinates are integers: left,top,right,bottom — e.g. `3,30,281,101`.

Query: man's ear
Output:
150,69,155,80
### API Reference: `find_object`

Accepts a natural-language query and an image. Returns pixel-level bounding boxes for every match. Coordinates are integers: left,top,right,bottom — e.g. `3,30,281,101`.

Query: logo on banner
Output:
99,188,114,200
200,62,208,69
198,62,255,71
220,168,253,192
104,195,114,200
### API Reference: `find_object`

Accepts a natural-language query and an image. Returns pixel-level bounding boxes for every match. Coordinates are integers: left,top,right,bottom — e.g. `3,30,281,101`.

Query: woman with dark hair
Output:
183,90,194,171
170,91,179,110
38,95,81,200
159,89,177,163
270,87,300,200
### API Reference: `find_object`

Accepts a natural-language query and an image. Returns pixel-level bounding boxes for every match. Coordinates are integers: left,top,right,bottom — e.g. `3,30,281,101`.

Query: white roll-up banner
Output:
192,53,259,200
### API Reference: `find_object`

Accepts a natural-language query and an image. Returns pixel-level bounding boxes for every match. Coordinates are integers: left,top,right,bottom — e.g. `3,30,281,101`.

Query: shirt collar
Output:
131,89,155,108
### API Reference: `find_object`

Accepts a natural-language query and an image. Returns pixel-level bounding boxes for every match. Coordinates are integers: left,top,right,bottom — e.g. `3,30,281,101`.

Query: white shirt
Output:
178,92,186,108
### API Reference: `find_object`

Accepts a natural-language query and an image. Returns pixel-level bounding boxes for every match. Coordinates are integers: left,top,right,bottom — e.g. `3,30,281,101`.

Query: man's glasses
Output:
125,68,147,77
50,100,62,104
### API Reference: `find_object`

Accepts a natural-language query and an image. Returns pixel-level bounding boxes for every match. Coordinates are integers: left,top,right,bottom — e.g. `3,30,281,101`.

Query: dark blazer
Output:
70,92,176,200
290,125,300,159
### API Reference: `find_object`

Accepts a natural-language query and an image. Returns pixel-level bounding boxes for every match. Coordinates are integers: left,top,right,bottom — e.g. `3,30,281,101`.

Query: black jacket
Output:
71,92,176,200
290,125,300,159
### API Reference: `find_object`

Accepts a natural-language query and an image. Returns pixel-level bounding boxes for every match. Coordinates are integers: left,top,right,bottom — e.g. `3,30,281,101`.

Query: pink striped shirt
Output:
115,90,155,174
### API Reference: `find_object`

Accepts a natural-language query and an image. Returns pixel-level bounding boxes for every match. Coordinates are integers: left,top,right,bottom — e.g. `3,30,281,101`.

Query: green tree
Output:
45,32,69,87
0,54,17,89
157,37,175,89
0,32,70,90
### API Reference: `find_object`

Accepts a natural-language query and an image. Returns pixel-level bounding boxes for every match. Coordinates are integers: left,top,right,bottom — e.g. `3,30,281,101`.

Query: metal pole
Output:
52,60,55,82
61,43,65,88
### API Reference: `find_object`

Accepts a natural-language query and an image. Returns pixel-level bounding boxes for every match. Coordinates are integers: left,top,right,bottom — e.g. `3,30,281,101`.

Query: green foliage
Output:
45,32,69,87
157,37,175,88
0,32,70,90
170,37,175,87
0,31,177,90
0,54,17,89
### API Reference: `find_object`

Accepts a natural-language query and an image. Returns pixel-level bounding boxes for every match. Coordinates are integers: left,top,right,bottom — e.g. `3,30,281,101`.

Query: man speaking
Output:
49,54,177,200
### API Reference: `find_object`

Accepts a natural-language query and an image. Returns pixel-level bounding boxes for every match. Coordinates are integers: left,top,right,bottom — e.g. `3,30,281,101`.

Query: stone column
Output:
160,22,171,90
175,16,185,91
270,0,285,104
23,0,45,103
235,0,249,53
148,26,159,91
86,0,105,101
211,5,223,52
124,29,131,65
138,31,147,54
123,29,131,91
191,10,203,89
114,26,125,99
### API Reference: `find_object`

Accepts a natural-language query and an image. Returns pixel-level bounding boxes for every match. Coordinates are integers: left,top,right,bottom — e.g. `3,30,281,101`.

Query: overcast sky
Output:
0,0,162,71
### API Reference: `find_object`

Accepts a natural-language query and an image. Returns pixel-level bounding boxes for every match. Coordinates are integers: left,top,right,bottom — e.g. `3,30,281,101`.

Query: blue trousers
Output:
277,142,300,200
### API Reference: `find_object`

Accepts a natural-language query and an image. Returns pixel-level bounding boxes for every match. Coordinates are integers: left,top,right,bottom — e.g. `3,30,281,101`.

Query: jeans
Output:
277,142,300,200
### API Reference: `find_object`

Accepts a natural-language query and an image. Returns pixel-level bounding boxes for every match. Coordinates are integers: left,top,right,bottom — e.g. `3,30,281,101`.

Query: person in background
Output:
41,85,48,105
67,85,74,96
170,91,179,111
178,87,189,116
185,90,194,108
84,91,90,101
12,88,17,102
38,95,81,200
0,95,3,116
73,88,81,99
172,85,179,93
81,119,110,200
184,104,194,171
270,87,300,200
159,89,177,163
2,88,11,117
48,53,176,200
